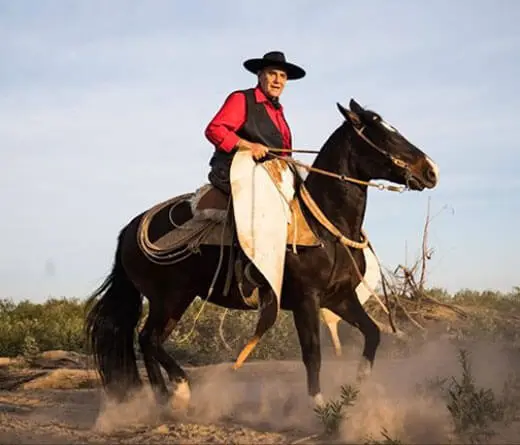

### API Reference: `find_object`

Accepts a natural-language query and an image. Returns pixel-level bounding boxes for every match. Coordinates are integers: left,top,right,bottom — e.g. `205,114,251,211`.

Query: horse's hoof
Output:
355,357,372,384
169,379,191,413
311,392,326,408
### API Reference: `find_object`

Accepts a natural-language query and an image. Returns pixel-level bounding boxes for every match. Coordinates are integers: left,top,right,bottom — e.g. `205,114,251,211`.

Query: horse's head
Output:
336,99,439,191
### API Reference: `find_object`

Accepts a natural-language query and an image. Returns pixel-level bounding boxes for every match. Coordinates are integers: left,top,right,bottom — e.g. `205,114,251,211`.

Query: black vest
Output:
235,88,288,151
209,88,291,174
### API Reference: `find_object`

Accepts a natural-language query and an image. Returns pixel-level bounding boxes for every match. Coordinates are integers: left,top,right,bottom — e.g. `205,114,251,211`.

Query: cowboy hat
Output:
243,51,306,80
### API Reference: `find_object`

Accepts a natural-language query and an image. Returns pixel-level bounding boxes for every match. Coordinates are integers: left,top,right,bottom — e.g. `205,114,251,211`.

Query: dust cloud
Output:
91,335,519,443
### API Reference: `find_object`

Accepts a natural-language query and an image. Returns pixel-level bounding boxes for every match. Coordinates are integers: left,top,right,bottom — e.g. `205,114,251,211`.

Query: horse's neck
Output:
303,126,368,242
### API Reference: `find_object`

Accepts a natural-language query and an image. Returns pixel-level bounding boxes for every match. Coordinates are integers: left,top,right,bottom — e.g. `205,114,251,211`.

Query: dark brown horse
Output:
85,99,439,412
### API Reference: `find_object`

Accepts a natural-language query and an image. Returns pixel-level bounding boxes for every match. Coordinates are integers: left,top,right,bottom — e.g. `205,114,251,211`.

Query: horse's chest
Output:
285,247,333,286
327,246,366,287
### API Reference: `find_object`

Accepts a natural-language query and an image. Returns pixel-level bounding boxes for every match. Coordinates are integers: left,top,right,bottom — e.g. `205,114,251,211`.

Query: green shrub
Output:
314,384,359,437
0,297,86,356
1,285,519,365
446,349,505,444
415,347,520,445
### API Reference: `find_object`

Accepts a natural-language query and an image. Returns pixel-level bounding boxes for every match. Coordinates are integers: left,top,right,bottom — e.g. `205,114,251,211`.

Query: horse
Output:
85,98,439,413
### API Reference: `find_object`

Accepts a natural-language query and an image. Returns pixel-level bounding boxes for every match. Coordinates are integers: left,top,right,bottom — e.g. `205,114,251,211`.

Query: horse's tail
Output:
84,226,143,400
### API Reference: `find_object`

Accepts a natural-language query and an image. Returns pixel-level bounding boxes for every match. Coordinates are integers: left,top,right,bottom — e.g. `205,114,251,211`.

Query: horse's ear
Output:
337,102,361,125
349,98,365,115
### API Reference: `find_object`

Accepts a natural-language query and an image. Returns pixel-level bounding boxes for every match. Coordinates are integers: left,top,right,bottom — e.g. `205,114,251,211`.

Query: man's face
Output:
258,67,288,99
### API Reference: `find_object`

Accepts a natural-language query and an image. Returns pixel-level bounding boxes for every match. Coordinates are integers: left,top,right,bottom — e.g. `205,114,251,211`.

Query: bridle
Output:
353,124,416,189
354,125,409,171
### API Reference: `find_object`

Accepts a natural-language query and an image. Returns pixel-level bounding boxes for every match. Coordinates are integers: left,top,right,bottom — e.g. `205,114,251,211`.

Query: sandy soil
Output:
2,359,311,445
0,339,519,444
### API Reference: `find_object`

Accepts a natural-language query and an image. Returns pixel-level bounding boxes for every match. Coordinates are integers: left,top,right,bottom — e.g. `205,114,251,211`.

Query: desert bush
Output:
444,288,520,348
0,296,303,363
445,349,506,443
0,297,86,356
313,384,404,444
1,286,519,364
452,287,520,312
314,384,359,437
318,347,520,444
415,348,520,444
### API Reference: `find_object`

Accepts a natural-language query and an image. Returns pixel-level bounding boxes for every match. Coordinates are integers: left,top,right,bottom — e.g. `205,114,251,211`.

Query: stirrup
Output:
235,259,261,308
244,261,266,289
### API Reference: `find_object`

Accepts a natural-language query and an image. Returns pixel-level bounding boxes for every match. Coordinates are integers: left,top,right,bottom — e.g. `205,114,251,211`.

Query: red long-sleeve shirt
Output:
204,86,292,153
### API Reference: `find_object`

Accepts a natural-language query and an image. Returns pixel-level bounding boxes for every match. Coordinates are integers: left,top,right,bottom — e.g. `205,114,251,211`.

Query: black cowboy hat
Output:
243,51,306,80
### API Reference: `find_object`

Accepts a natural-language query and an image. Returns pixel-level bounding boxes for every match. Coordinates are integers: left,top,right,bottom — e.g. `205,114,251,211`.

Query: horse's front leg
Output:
326,294,381,384
292,293,325,407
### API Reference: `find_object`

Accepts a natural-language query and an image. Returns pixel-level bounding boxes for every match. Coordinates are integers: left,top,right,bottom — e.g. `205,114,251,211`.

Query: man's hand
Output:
250,143,269,160
237,139,269,160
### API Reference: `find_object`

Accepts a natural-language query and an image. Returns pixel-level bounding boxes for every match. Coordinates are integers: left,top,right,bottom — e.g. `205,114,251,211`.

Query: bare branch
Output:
419,196,432,291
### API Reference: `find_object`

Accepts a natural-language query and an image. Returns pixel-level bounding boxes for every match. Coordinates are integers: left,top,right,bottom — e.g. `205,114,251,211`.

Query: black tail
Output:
84,227,143,400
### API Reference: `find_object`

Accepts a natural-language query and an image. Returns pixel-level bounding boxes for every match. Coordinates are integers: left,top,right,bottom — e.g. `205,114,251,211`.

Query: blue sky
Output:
1,0,519,302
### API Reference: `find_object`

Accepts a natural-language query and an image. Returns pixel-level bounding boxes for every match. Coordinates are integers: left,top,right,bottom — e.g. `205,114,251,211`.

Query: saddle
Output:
142,183,320,251
188,184,320,246
137,182,321,304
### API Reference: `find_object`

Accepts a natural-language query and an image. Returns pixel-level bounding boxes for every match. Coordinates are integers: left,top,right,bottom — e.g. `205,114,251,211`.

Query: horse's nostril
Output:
425,167,436,182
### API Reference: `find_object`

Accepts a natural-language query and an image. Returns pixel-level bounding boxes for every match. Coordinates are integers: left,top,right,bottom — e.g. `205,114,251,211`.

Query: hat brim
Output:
243,58,306,80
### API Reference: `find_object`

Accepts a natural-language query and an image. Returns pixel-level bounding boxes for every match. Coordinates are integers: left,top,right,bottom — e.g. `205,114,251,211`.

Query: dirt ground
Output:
0,338,519,445
0,356,318,445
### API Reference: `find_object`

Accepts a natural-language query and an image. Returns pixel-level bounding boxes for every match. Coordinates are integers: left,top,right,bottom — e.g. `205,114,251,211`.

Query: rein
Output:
269,151,405,193
267,123,409,193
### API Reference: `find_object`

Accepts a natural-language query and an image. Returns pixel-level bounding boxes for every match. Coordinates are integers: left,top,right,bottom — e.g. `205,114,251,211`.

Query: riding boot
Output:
208,150,233,195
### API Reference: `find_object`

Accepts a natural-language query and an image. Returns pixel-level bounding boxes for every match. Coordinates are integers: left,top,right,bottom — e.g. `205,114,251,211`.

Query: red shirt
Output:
204,86,292,154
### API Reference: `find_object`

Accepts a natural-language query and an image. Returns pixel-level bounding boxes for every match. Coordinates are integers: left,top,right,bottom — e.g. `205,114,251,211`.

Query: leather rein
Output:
268,124,411,193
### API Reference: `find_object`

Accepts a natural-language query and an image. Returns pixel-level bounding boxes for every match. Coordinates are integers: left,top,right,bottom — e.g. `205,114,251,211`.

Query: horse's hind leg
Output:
138,292,195,412
154,300,196,412
327,293,380,384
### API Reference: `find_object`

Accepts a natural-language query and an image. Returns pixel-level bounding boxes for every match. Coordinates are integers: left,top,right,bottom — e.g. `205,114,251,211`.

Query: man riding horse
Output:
203,51,306,299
